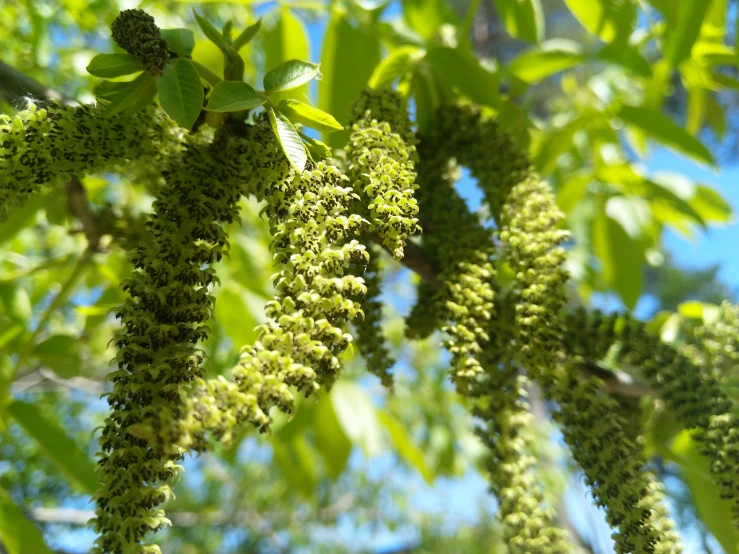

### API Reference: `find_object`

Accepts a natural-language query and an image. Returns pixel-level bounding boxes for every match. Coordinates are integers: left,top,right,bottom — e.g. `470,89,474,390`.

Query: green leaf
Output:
267,107,307,171
665,431,739,554
319,10,381,148
278,99,342,132
563,0,636,44
0,285,32,325
493,0,545,43
0,487,52,554
92,80,127,101
556,172,591,214
103,72,157,117
264,9,311,104
402,0,459,40
0,192,48,247
425,47,499,107
156,58,204,130
644,173,707,229
369,45,424,89
272,435,318,498
32,335,80,378
233,19,261,51
606,195,651,239
379,411,434,483
8,401,98,494
205,80,264,112
532,117,586,174
214,285,260,349
314,393,352,479
299,132,332,160
161,28,195,58
597,42,652,77
86,53,143,78
689,184,733,223
411,62,441,136
618,105,714,166
593,200,647,309
264,59,320,94
331,382,382,457
193,10,229,53
663,0,714,67
508,39,584,83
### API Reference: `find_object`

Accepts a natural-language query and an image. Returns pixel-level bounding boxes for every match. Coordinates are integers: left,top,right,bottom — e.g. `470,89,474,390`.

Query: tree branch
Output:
0,60,74,106
0,59,653,401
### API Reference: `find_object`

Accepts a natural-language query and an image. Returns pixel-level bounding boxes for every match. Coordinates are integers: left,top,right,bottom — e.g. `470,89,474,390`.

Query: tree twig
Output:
0,60,74,106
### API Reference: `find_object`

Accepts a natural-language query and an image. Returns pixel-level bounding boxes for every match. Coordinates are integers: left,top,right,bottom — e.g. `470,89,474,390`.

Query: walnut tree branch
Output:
0,60,652,400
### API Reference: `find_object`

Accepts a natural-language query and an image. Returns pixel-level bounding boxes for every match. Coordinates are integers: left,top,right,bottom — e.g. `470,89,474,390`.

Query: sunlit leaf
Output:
0,487,52,554
563,0,636,44
156,58,204,129
193,10,229,52
597,42,651,77
86,53,143,78
103,72,157,117
278,99,342,132
233,19,262,51
508,39,584,83
314,393,353,479
425,46,499,107
493,0,544,43
401,0,458,40
205,81,264,112
264,8,311,103
369,45,424,89
689,184,732,223
300,132,333,160
0,285,32,325
214,285,260,350
161,28,195,58
319,10,381,147
32,334,80,378
331,382,382,457
264,60,321,93
532,117,586,174
379,411,434,483
593,200,647,308
618,105,714,166
268,107,308,171
8,401,99,494
663,431,739,554
663,0,714,67
272,435,318,498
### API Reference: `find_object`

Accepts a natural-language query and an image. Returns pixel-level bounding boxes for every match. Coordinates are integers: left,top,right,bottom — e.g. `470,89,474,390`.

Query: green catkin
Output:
354,243,395,388
472,299,575,553
434,106,529,221
497,154,682,554
0,103,175,221
407,135,495,390
432,106,680,552
683,301,739,384
187,118,367,442
110,9,170,76
564,309,739,529
550,362,682,554
346,89,420,260
93,134,247,554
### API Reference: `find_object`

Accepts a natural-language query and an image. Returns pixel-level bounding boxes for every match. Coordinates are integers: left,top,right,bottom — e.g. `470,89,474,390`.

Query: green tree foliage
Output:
2,2,739,554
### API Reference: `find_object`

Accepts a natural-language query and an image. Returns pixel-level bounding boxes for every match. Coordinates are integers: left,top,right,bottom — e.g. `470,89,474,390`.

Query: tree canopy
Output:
1,1,739,553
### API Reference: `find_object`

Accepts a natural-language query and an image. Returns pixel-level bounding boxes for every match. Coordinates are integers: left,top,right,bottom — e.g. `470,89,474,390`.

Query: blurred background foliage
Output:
1,0,739,552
